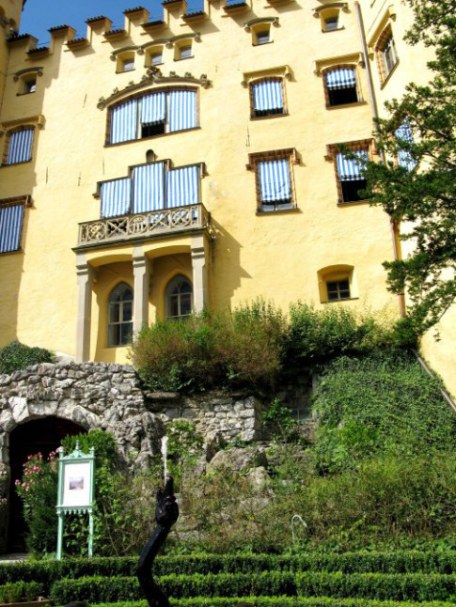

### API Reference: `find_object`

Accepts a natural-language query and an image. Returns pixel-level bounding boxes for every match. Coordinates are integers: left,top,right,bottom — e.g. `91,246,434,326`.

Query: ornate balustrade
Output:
78,203,213,246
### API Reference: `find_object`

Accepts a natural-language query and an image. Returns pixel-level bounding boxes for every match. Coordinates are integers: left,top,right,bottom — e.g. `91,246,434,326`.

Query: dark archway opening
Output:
7,416,86,553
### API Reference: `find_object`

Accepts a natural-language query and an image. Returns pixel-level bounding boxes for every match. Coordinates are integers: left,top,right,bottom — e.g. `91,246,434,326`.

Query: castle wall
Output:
0,0,397,362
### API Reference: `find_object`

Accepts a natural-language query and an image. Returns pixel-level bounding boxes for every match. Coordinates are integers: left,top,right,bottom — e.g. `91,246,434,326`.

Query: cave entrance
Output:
7,416,86,553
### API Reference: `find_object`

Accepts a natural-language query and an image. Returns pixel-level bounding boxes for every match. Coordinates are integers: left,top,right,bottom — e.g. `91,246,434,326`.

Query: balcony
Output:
77,203,213,248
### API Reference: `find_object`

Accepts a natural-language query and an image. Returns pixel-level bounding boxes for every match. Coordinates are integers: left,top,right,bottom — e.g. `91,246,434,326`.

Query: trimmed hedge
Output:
2,551,456,589
95,600,456,607
295,573,456,602
0,580,44,603
49,572,456,604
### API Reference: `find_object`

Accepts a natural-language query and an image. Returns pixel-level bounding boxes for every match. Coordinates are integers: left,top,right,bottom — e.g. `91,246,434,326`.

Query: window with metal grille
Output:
327,279,350,301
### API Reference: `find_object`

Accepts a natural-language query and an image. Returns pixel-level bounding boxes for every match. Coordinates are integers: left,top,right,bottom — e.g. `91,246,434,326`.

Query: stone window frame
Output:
325,139,373,205
249,76,288,120
107,282,134,348
375,25,398,85
247,148,300,214
165,274,193,319
0,195,32,255
321,63,364,108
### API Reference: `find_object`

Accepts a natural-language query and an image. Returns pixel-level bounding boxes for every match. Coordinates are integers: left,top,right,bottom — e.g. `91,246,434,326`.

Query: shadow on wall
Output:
209,219,251,309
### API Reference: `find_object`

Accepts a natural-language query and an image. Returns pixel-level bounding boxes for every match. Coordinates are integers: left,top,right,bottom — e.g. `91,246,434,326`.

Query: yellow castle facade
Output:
0,0,453,395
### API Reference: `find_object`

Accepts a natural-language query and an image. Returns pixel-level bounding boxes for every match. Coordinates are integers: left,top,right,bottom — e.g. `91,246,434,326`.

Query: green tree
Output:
363,0,455,332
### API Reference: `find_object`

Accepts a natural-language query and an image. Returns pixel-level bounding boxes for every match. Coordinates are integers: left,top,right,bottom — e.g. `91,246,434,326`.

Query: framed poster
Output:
62,461,92,508
56,443,95,559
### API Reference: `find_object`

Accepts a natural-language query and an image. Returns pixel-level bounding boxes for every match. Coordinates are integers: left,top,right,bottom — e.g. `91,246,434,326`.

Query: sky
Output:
20,0,166,44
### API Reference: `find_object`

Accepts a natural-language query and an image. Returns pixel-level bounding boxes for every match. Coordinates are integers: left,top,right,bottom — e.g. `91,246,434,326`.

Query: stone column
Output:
191,235,208,313
133,247,151,334
76,255,93,362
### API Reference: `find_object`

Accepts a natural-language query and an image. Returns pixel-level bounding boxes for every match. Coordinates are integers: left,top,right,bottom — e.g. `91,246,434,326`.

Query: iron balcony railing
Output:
78,203,212,246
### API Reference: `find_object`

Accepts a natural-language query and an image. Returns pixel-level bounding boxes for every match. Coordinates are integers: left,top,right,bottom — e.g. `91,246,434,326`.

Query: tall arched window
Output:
108,283,133,346
166,275,193,319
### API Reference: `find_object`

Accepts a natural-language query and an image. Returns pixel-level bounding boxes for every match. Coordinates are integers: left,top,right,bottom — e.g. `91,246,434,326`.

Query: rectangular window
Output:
99,162,202,217
376,27,398,83
255,30,270,45
179,45,192,60
258,158,292,209
151,52,163,65
251,79,284,118
325,67,358,107
382,35,397,74
395,118,416,171
122,58,135,72
327,279,350,301
100,177,132,218
324,15,339,31
108,90,197,144
335,148,368,203
167,165,200,208
5,127,34,165
132,162,166,213
0,198,27,253
110,99,138,144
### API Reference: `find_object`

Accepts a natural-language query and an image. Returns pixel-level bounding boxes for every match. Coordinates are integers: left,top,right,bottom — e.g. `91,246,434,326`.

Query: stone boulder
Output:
207,446,268,473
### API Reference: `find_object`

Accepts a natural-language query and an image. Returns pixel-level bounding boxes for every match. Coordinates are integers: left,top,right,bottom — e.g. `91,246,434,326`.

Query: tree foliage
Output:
363,0,456,332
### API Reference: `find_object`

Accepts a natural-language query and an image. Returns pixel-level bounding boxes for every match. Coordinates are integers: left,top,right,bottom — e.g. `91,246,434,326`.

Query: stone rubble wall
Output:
0,363,264,467
0,362,269,553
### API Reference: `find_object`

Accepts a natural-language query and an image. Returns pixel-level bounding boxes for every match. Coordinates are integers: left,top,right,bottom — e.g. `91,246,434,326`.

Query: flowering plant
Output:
15,451,58,553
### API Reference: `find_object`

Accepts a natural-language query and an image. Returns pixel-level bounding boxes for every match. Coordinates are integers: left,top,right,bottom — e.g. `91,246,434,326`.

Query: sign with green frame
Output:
56,442,95,559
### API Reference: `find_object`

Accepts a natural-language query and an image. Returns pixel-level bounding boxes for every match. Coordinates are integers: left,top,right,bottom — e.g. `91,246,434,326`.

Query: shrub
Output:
311,353,456,472
131,301,285,392
0,341,54,374
285,304,417,366
15,452,59,554
49,571,456,604
15,430,159,557
0,581,44,603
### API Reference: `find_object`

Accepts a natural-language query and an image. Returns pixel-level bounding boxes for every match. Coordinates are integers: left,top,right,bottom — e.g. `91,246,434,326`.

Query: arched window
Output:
108,283,133,346
166,275,193,319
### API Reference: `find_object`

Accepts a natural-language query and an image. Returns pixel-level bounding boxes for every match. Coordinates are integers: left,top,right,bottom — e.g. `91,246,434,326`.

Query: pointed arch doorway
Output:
8,417,86,553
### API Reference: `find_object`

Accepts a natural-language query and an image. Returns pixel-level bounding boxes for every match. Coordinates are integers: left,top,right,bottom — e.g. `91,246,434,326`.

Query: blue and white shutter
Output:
258,159,291,204
395,119,416,171
6,128,34,164
100,178,132,218
110,99,138,144
252,80,283,112
336,150,368,181
167,165,200,208
169,90,197,132
140,92,167,126
0,204,24,252
132,162,166,213
325,68,356,90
